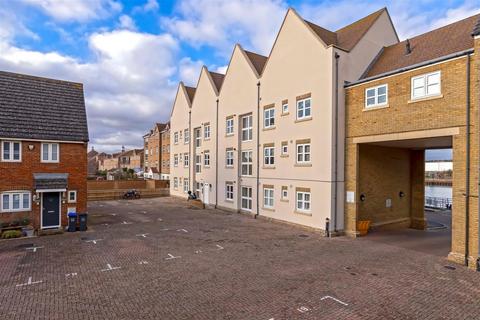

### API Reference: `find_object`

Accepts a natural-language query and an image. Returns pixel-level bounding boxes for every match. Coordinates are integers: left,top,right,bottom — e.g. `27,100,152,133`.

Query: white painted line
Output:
122,221,132,225
101,263,121,272
111,213,117,216
103,223,109,226
297,306,310,313
216,245,224,250
165,253,181,260
142,211,147,214
26,246,44,252
157,218,163,221
136,233,149,238
320,296,348,306
195,250,202,254
85,239,103,245
160,228,170,231
66,273,78,278
16,276,42,287
177,229,188,233
139,260,149,265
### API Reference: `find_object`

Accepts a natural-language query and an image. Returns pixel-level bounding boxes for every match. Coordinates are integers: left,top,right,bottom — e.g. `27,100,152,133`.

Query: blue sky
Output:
0,0,478,156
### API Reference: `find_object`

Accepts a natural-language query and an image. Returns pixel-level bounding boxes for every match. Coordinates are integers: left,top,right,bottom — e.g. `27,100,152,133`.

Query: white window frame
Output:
194,128,201,148
296,97,311,120
1,191,31,213
68,190,77,203
174,154,179,167
281,142,288,156
241,150,253,176
226,117,234,135
365,84,388,108
411,71,441,100
264,107,275,128
226,149,234,167
281,187,288,200
173,177,178,189
282,102,288,114
204,123,211,140
296,143,311,163
41,143,59,163
263,188,274,208
183,178,189,193
296,191,311,212
241,186,252,211
1,141,22,162
204,151,210,167
241,115,253,142
184,129,189,144
184,153,189,167
195,154,202,173
174,132,179,144
226,183,234,201
264,146,274,166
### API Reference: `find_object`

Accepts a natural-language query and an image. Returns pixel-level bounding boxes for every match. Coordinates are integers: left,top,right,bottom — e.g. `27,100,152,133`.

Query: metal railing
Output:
425,196,452,209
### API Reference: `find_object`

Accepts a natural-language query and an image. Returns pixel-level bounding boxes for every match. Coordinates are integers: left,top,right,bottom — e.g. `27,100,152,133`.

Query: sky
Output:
1,0,478,157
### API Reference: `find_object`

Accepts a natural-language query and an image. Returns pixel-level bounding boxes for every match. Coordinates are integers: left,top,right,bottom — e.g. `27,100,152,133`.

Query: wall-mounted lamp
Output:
360,193,366,202
28,144,34,151
399,191,405,198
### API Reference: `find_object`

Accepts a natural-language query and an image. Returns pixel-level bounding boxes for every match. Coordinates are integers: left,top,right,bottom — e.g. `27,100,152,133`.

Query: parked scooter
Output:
123,189,141,199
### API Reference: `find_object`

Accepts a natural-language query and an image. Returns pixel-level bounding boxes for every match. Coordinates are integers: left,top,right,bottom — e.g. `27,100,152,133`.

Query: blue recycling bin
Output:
67,212,77,232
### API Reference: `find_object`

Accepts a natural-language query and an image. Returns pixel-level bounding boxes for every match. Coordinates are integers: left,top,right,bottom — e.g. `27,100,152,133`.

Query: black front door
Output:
42,192,60,228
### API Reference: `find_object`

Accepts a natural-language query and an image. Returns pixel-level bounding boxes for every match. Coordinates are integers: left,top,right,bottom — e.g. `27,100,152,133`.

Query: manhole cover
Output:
298,234,309,238
444,265,456,270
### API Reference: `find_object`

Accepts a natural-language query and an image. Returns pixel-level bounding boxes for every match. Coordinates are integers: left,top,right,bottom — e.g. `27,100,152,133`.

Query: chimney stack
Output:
122,145,125,153
405,39,412,55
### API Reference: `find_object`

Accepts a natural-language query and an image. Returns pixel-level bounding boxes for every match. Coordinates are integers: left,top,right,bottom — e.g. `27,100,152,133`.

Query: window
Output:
297,97,311,120
241,150,253,176
264,107,275,128
281,141,288,156
263,187,274,208
41,143,59,163
226,149,234,167
296,142,311,163
296,190,311,212
68,191,77,203
194,128,201,148
174,132,179,144
174,154,178,167
184,129,189,144
195,155,201,173
241,115,253,141
241,186,252,211
281,186,288,200
173,177,178,189
282,100,288,114
226,117,234,135
226,183,234,201
365,84,388,108
204,123,211,139
183,178,189,193
411,71,441,99
1,192,30,212
264,146,274,166
184,153,189,167
204,151,210,167
1,141,21,162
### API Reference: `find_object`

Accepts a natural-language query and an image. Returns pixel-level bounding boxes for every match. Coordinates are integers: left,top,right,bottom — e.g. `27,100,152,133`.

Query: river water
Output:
425,186,452,199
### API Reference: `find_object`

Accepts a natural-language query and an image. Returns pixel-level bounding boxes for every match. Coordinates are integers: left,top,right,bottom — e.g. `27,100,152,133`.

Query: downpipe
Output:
255,81,261,219
332,52,340,235
465,54,471,267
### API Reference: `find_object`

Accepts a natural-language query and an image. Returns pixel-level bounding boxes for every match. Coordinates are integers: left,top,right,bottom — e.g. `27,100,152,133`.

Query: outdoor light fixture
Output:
28,144,34,150
360,193,366,202
399,191,405,198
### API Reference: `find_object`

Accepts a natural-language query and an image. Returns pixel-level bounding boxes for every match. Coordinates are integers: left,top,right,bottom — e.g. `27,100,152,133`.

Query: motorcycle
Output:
123,189,141,200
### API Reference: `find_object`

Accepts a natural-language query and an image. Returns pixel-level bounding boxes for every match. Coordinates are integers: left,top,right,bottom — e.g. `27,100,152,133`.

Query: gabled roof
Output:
0,70,89,142
208,71,225,93
304,8,390,52
473,16,480,36
244,50,268,75
184,86,196,104
363,13,480,78
155,122,168,132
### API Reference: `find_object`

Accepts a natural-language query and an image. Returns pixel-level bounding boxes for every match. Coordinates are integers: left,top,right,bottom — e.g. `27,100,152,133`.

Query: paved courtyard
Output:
0,197,479,320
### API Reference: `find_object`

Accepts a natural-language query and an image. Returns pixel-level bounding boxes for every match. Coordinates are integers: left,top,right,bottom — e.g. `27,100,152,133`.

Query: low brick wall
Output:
87,180,169,201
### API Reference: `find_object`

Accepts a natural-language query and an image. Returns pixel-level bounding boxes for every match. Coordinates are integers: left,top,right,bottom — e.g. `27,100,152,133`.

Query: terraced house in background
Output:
143,122,170,180
170,7,399,232
0,71,88,231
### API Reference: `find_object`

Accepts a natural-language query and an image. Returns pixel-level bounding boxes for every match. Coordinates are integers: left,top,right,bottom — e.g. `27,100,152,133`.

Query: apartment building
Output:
0,71,88,231
170,7,398,232
98,147,144,172
143,122,170,180
345,15,480,269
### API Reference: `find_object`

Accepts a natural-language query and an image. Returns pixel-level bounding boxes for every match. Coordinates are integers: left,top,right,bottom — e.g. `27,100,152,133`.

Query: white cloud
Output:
162,0,287,56
118,15,137,30
143,0,159,12
21,0,122,22
178,57,203,86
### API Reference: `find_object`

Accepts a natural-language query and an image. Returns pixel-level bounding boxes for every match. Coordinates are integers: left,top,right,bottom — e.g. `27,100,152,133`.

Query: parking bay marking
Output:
26,246,44,252
85,239,103,245
136,233,149,238
165,253,181,260
122,221,132,225
320,296,348,306
177,229,188,233
216,245,224,250
16,277,43,287
139,260,149,265
66,273,78,278
101,264,121,272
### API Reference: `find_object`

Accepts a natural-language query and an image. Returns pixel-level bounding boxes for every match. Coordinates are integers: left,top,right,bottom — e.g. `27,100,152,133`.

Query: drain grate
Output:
444,265,456,270
298,234,309,238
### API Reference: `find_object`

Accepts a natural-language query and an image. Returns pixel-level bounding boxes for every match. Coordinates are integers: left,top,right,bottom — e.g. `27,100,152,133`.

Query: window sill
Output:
363,104,389,112
204,138,211,141
281,112,289,116
225,166,234,169
280,199,289,202
294,163,312,167
1,160,22,163
0,209,31,213
294,117,312,123
225,199,234,203
294,210,312,216
280,154,288,158
225,134,234,138
262,207,275,212
262,166,275,169
262,126,276,131
408,94,443,104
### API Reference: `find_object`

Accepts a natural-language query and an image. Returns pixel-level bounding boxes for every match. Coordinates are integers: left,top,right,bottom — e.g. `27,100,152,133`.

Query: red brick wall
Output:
0,141,87,230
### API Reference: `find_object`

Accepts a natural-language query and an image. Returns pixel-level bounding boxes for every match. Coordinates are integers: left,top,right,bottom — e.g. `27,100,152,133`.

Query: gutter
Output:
345,49,474,88
465,54,471,267
215,98,219,208
255,81,261,219
333,52,340,234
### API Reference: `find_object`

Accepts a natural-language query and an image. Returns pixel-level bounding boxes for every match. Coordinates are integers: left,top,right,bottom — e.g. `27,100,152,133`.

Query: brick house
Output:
344,15,480,268
0,71,88,231
143,122,170,180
